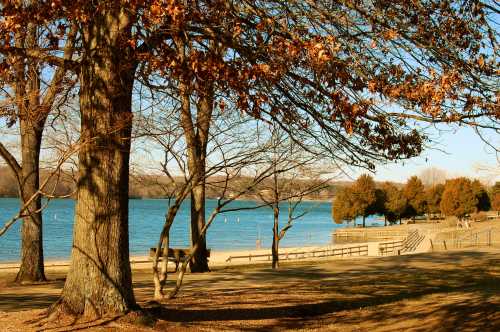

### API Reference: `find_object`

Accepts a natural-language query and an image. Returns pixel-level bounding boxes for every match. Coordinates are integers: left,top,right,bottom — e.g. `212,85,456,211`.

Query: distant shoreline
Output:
0,196,332,203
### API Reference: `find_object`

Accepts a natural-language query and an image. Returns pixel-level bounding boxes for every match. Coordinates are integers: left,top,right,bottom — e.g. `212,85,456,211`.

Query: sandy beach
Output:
0,244,362,273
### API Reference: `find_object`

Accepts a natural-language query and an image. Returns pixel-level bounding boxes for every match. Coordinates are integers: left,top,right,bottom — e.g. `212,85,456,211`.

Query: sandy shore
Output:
0,244,345,272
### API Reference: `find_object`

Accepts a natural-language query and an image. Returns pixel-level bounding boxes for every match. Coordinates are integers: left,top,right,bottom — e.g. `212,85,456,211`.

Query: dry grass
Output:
0,247,499,331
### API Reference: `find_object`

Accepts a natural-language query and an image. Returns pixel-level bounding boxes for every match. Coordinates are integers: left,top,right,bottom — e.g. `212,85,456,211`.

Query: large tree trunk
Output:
15,124,46,283
55,8,138,317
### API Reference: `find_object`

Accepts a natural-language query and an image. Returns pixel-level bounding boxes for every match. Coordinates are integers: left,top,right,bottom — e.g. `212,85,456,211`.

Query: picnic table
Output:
149,247,211,271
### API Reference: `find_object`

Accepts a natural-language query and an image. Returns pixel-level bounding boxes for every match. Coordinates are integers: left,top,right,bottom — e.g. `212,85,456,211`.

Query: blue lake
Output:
0,198,383,262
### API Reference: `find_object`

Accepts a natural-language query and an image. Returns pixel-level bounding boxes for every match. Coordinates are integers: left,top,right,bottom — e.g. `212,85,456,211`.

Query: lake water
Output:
0,198,383,262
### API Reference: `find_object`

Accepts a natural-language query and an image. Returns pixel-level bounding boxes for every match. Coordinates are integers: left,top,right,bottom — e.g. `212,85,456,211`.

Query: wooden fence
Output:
333,229,408,243
225,244,369,263
378,230,424,255
430,228,494,251
379,240,404,256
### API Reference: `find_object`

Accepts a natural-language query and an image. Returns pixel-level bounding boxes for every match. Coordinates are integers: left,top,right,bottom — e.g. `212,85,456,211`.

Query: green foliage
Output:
425,184,445,215
440,178,478,219
403,176,426,218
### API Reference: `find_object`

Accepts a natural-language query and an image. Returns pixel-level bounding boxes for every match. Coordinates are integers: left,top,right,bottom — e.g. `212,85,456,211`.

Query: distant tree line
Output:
0,167,74,198
332,175,499,226
0,167,338,201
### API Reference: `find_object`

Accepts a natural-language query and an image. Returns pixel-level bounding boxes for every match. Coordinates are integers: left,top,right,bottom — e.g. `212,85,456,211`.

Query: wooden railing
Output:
333,229,408,243
401,230,425,253
225,244,369,263
455,228,493,248
430,228,494,251
378,230,425,255
379,240,404,256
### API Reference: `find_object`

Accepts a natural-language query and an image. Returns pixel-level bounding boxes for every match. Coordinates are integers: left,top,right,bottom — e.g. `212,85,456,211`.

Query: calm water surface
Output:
0,198,383,262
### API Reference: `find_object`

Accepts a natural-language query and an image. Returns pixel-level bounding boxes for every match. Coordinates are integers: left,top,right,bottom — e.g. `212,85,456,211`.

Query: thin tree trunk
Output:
272,202,280,269
178,80,213,273
15,124,46,283
153,225,170,300
6,22,47,283
363,215,366,228
54,8,138,317
189,180,209,272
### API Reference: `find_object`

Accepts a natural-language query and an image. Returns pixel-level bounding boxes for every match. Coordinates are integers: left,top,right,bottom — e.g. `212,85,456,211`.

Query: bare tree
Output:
419,167,447,187
0,22,76,282
257,125,332,269
137,105,281,299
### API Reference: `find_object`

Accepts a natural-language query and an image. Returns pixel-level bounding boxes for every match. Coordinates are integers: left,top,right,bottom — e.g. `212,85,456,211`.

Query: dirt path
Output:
0,248,499,331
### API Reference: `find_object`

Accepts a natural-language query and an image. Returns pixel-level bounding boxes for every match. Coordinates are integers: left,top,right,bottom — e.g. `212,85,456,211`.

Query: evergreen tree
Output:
351,174,377,227
471,180,491,212
403,176,427,221
426,184,445,216
332,187,356,225
491,182,500,213
441,178,478,219
382,182,408,224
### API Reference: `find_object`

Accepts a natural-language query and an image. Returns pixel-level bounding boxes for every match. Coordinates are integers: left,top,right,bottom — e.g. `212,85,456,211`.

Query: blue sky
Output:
365,125,499,183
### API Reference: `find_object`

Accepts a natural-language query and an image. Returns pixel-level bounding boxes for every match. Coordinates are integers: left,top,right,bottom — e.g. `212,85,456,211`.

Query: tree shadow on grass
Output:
144,250,500,331
1,250,499,331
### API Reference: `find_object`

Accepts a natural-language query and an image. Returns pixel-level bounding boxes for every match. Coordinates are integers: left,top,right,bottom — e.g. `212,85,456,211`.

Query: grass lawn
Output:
0,248,499,331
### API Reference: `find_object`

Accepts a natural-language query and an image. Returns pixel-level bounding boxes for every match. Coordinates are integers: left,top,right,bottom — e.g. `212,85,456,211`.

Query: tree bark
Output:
15,124,46,283
189,179,209,272
178,80,213,273
55,8,138,317
10,22,47,283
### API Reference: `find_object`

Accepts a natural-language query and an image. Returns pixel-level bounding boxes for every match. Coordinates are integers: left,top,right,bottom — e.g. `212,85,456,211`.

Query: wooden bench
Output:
149,247,211,272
